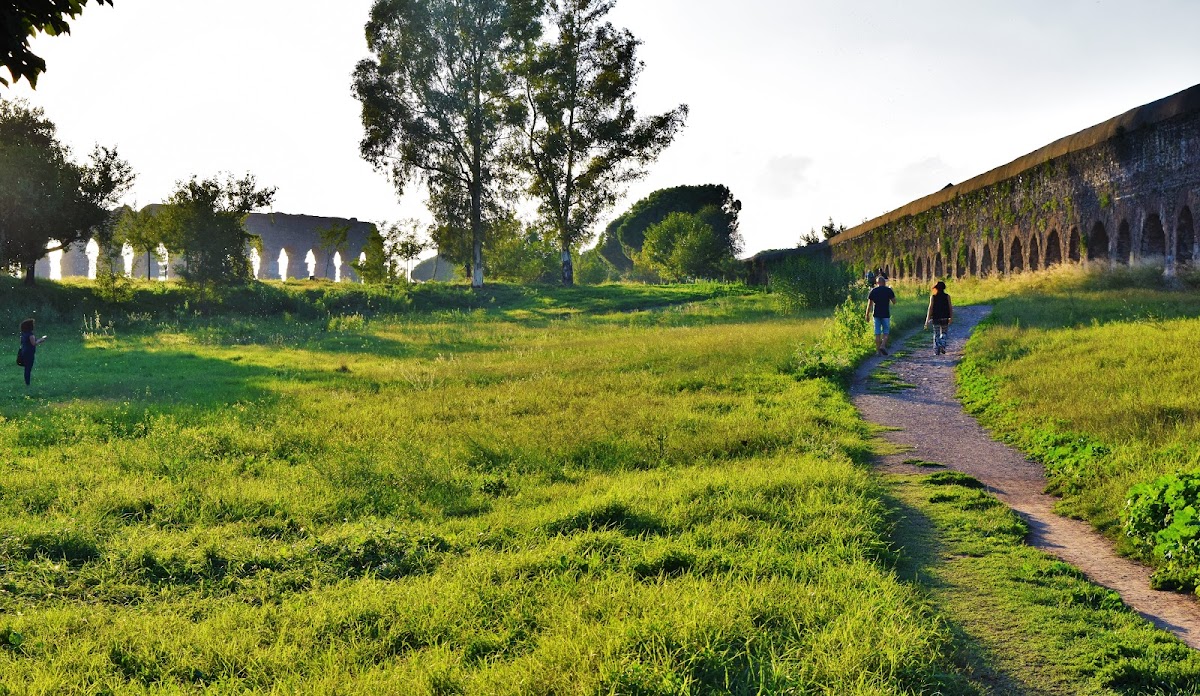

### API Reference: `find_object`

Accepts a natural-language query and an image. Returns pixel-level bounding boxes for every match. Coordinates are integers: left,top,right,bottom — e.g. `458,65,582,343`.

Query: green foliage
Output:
0,99,133,282
514,0,688,285
355,0,543,288
485,217,558,284
1125,473,1200,590
573,247,618,285
601,184,742,271
156,173,275,298
354,220,428,284
769,256,857,311
0,0,112,87
637,211,739,282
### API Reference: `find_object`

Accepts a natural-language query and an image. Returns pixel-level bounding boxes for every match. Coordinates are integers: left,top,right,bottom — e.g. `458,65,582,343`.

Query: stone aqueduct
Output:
34,213,375,283
829,84,1200,279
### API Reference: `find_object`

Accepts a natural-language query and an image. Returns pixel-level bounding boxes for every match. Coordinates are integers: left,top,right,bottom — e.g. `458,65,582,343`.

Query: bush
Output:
1124,472,1200,590
770,257,857,311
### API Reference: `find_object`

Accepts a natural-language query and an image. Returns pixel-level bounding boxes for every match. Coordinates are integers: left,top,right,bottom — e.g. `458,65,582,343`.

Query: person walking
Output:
924,281,953,355
18,319,46,387
865,275,896,356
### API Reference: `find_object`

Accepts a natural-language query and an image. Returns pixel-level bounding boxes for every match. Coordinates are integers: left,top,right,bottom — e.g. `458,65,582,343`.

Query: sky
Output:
8,0,1200,257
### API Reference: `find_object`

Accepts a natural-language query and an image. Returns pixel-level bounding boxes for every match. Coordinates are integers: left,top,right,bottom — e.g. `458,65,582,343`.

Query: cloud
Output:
892,157,969,201
759,155,815,199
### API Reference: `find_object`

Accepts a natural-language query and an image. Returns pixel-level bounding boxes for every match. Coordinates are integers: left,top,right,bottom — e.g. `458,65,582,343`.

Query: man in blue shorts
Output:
865,275,896,356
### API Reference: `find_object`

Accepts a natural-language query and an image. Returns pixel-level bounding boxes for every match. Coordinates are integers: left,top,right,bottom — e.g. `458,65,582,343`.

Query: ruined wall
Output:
830,84,1200,280
34,212,375,283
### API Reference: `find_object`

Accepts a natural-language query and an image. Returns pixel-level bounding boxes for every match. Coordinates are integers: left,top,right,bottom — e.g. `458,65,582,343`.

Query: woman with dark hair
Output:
924,281,953,355
18,319,46,387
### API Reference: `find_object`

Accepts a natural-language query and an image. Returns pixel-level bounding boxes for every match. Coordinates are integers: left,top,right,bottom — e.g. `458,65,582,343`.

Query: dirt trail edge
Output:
851,304,1200,650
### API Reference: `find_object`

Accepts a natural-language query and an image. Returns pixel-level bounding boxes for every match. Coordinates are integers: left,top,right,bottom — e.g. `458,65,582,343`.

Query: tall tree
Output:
517,0,687,285
1,0,114,87
0,98,132,284
155,174,275,299
354,0,541,288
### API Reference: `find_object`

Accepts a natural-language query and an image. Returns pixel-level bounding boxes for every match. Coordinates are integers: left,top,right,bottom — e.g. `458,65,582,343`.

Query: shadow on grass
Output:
883,488,1029,696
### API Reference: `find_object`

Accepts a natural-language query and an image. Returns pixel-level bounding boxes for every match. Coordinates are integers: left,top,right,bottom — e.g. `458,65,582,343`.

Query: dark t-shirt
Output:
20,331,35,359
868,286,895,318
930,293,952,321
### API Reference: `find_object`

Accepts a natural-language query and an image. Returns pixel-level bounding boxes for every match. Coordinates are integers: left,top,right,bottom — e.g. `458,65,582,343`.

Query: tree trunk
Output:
470,183,484,289
560,244,574,286
23,265,35,286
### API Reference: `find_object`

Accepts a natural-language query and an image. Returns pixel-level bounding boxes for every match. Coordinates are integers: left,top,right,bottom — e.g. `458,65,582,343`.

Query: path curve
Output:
851,304,1200,649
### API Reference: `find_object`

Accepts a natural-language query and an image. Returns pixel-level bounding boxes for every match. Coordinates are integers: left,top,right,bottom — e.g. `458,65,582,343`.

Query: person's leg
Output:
880,318,890,354
24,358,32,386
874,318,884,354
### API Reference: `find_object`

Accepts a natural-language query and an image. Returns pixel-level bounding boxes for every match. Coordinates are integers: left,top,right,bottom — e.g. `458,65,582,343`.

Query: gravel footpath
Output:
851,304,1200,649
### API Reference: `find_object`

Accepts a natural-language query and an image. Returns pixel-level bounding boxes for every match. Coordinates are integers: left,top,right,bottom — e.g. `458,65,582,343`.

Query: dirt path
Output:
850,305,1200,649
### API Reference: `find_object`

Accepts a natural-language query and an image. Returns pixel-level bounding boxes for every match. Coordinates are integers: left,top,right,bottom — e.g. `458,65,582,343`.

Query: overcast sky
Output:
8,0,1200,256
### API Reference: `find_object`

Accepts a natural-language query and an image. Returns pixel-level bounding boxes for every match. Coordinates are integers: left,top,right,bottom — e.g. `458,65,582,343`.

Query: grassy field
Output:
945,266,1200,584
5,274,1199,693
1,279,970,694
888,470,1200,695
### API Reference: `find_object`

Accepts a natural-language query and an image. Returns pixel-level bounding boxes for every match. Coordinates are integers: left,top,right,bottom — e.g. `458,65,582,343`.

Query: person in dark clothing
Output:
18,319,46,387
865,275,897,356
924,281,953,355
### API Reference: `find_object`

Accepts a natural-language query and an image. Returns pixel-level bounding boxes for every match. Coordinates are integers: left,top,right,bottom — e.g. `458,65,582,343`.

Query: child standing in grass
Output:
18,319,46,387
924,281,953,355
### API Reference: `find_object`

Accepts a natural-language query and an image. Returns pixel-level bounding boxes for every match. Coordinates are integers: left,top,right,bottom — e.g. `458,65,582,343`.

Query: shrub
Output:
1124,472,1200,590
769,256,857,311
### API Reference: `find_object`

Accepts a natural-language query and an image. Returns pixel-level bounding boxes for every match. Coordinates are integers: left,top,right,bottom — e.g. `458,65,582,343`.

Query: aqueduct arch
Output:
1178,207,1195,266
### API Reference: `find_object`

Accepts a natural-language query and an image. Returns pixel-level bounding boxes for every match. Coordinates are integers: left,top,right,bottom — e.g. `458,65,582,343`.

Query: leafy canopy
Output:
515,0,687,285
599,184,742,271
154,174,275,296
0,98,132,282
1,0,114,87
354,0,542,288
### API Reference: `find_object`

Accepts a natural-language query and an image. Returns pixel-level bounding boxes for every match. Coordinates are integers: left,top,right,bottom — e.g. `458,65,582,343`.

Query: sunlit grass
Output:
0,284,969,693
953,265,1200,540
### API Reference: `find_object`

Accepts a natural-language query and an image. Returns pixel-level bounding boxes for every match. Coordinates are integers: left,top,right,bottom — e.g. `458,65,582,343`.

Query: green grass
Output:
888,472,1200,695
0,281,973,693
950,266,1200,558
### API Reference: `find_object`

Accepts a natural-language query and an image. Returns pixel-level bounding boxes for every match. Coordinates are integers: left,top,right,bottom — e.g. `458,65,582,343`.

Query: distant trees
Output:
354,220,429,284
598,184,742,276
515,0,687,285
0,98,133,285
1,0,113,87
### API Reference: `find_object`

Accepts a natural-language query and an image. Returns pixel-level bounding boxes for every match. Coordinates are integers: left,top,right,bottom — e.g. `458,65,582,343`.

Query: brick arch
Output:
981,243,993,277
1088,221,1110,262
1067,227,1081,263
1045,229,1063,266
1116,220,1132,264
1141,213,1167,259
995,239,1007,274
1009,236,1025,273
934,253,944,278
916,257,924,280
1028,235,1041,271
1178,206,1195,266
968,247,978,277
